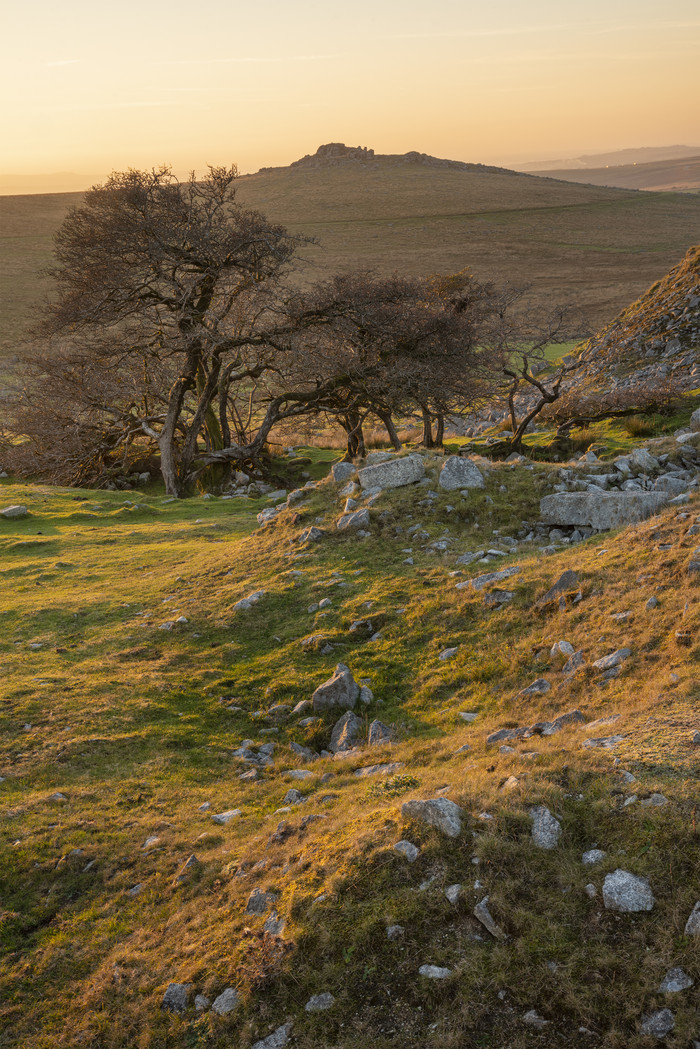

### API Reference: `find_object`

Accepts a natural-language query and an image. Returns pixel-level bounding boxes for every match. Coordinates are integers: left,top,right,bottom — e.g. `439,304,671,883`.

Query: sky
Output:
1,0,699,193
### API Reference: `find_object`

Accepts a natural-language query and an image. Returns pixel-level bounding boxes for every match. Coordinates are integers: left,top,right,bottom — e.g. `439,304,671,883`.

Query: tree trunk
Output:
420,405,434,448
377,409,402,451
434,412,445,448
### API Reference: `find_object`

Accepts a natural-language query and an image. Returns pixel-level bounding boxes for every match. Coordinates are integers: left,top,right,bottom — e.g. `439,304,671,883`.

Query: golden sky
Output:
1,0,699,192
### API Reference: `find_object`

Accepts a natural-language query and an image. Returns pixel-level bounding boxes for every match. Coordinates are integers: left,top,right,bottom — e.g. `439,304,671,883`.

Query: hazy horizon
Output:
2,0,699,195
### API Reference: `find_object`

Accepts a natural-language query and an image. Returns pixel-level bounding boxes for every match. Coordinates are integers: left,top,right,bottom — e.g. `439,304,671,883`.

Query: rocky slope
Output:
572,245,700,393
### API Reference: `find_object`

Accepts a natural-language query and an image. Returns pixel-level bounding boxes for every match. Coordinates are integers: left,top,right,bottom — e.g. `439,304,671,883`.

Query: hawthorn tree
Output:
38,165,304,495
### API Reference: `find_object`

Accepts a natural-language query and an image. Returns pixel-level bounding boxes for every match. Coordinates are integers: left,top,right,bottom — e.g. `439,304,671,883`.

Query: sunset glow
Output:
2,0,699,192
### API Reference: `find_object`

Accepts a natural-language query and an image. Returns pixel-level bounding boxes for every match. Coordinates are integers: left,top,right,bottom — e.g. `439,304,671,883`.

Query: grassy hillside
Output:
1,431,699,1047
530,156,700,193
2,159,700,361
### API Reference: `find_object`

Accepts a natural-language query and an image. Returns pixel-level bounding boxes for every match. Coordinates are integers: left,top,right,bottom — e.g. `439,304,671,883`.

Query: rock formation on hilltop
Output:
258,142,521,177
572,244,700,391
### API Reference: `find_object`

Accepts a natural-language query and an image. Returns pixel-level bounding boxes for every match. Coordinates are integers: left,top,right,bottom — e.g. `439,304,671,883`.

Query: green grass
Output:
0,450,699,1048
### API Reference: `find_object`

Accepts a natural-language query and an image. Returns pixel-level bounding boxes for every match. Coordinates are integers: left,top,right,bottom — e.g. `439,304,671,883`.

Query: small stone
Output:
592,648,631,671
518,678,551,697
502,775,519,791
393,840,420,862
640,1009,675,1039
418,965,452,979
640,793,668,807
658,967,693,993
523,1010,549,1029
473,896,505,939
263,911,285,937
212,809,241,824
194,995,211,1012
251,1022,293,1049
602,869,654,912
367,719,393,746
445,883,462,904
312,663,359,712
287,769,313,780
439,646,459,661
1,505,29,519
646,596,659,610
162,982,190,1013
684,900,700,935
330,710,362,753
211,987,240,1015
359,685,374,705
387,924,405,940
173,854,201,884
582,849,606,865
245,888,278,915
305,992,335,1012
584,883,597,898
402,797,463,838
530,806,561,849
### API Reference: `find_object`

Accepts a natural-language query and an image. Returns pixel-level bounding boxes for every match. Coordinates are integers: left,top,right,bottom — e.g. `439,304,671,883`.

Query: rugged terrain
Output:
1,419,699,1048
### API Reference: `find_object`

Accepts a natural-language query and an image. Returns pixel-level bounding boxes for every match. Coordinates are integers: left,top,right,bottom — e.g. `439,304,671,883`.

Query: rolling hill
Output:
1,144,700,365
526,155,700,193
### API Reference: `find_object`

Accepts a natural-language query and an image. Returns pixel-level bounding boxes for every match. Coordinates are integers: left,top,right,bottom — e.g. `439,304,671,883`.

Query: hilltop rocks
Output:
312,664,359,711
530,806,561,849
602,870,655,912
540,491,668,531
438,456,485,491
401,798,463,838
357,454,425,490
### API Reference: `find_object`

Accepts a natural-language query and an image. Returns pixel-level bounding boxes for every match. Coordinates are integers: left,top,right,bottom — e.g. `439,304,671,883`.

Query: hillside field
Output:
1,420,699,1048
1,159,699,365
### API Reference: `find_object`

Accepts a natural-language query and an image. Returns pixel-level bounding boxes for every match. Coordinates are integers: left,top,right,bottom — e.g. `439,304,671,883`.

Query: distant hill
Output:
521,145,700,172
521,155,700,193
2,144,700,363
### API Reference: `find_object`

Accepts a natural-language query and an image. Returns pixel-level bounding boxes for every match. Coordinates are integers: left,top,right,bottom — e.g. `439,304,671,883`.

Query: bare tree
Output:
38,165,305,495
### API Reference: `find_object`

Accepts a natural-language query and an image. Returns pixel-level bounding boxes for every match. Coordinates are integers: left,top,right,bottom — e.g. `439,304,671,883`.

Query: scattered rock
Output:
684,900,700,935
332,462,357,483
305,992,335,1012
245,888,278,915
540,491,668,530
330,710,362,753
522,1010,549,1029
393,840,420,862
173,854,201,884
460,566,521,591
438,456,485,491
212,809,241,825
658,968,693,993
592,648,631,671
211,987,240,1016
640,793,668,807
0,505,29,519
418,965,453,979
473,896,505,939
536,570,581,610
312,663,359,711
518,678,551,698
530,806,561,849
402,797,463,838
194,994,210,1012
367,719,394,746
354,761,403,777
386,924,404,940
263,911,285,937
582,849,606,865
445,883,462,904
252,1023,293,1049
162,983,190,1013
357,454,425,491
336,508,370,532
602,869,654,912
439,646,459,661
640,1009,675,1039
